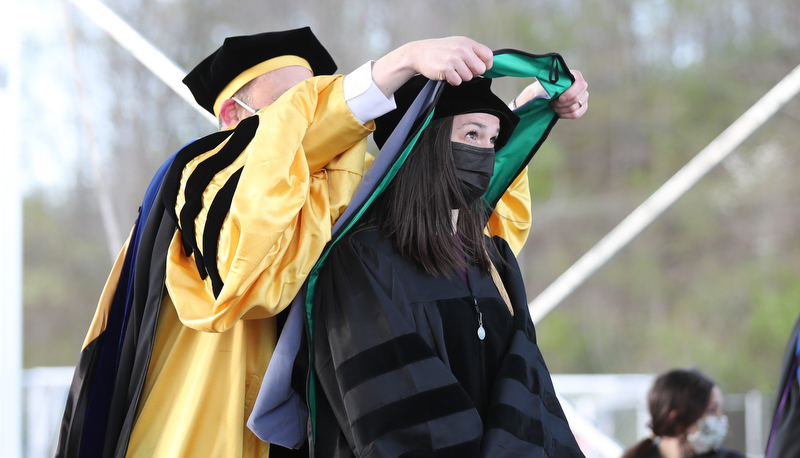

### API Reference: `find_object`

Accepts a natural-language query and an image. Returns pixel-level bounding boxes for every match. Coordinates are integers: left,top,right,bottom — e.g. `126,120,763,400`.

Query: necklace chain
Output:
474,297,485,340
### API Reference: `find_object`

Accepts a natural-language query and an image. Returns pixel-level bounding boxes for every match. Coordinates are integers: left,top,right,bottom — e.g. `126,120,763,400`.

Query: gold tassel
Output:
488,260,514,316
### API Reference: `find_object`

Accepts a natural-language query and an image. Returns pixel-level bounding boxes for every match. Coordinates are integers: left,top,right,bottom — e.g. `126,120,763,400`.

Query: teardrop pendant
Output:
474,300,485,340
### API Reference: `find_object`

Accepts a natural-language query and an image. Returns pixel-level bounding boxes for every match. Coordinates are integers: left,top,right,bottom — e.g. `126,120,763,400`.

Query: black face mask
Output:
451,142,495,204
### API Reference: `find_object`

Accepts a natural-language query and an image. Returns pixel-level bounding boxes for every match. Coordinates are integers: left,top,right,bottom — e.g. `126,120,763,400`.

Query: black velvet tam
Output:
373,75,520,151
183,27,337,115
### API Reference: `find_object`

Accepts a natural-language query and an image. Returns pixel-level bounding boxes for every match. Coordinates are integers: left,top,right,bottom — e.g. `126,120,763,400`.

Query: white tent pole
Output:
0,9,23,457
530,63,800,323
67,0,216,126
65,0,800,328
61,0,123,260
558,395,624,458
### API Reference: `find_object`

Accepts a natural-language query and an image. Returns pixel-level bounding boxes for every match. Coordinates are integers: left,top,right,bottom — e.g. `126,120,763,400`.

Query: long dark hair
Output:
622,369,716,458
364,116,494,277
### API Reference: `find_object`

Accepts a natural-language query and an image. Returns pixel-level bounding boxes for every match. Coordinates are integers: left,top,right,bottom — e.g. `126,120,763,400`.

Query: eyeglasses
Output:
231,97,257,114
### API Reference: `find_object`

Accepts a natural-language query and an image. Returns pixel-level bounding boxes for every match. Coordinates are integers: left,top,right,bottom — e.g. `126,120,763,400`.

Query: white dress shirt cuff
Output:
343,61,397,125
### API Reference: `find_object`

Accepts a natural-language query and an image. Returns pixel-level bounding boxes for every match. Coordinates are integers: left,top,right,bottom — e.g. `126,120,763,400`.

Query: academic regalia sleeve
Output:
487,168,531,256
479,236,585,458
164,75,373,333
313,236,485,457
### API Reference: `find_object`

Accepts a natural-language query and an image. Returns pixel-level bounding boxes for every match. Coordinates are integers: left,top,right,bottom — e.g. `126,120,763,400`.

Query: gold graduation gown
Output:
129,74,373,457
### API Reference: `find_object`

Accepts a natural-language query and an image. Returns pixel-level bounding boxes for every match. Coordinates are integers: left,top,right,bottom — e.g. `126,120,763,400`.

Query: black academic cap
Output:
183,27,337,116
373,75,520,151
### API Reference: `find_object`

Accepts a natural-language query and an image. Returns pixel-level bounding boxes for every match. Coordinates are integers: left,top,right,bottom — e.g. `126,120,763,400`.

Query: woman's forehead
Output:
452,112,501,130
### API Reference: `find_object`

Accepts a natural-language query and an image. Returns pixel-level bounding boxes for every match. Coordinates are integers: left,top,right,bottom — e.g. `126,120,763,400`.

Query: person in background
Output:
622,368,745,458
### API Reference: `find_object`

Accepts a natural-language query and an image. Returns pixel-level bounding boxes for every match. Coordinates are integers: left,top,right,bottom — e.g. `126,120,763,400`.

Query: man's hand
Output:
550,70,588,119
406,37,494,85
372,37,494,98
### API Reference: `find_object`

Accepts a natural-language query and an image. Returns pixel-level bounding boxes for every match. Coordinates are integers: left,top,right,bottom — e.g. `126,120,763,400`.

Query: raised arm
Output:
510,69,589,119
371,36,494,97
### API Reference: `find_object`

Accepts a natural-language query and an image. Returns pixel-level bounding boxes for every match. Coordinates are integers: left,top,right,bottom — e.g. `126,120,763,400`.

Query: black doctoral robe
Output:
765,311,800,458
310,226,584,457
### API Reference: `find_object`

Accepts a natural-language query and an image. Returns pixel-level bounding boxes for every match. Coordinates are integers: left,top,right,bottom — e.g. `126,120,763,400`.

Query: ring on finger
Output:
578,99,584,108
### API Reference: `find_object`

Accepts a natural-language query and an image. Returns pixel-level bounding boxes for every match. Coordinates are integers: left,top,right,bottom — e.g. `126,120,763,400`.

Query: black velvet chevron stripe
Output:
499,352,564,415
486,403,548,449
162,129,232,274
179,115,260,280
498,352,542,394
336,333,437,394
351,383,475,447
397,438,481,458
162,130,232,226
203,167,244,298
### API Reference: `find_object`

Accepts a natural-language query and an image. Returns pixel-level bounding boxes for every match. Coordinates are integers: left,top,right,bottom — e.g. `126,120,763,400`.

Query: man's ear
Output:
218,98,241,128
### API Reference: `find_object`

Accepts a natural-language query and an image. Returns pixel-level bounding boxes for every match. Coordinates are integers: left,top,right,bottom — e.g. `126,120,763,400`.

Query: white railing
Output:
22,369,767,458
23,367,73,458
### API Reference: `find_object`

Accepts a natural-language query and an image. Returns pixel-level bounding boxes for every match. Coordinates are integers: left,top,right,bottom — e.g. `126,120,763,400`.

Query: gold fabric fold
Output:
81,230,133,350
487,167,532,256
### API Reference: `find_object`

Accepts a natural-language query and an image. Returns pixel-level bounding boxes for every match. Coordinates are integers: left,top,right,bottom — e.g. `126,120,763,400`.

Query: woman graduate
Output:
307,73,585,457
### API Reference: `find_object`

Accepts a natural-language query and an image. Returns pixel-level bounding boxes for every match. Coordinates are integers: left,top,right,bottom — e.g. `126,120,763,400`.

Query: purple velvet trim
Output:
766,356,798,458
